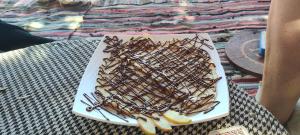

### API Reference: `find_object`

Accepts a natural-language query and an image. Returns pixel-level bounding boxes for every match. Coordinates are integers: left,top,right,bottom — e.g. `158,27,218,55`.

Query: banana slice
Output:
151,114,172,132
137,115,156,135
163,110,192,124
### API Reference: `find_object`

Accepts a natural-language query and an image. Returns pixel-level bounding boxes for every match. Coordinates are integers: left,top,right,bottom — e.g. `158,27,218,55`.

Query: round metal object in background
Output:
225,31,264,76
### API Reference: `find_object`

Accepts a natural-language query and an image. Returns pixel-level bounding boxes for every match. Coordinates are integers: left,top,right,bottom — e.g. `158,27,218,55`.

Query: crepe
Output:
94,34,221,134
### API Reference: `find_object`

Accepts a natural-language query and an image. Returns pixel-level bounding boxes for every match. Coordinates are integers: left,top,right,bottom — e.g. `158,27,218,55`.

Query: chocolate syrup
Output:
83,34,221,122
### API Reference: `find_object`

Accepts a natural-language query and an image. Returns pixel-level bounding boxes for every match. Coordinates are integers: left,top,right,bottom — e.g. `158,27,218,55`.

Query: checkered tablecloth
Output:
0,40,288,135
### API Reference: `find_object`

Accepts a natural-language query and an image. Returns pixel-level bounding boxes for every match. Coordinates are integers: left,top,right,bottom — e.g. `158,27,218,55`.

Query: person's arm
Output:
260,0,300,124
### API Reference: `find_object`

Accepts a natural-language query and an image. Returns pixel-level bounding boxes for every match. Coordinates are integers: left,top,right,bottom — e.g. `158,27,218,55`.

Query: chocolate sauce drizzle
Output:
85,34,221,122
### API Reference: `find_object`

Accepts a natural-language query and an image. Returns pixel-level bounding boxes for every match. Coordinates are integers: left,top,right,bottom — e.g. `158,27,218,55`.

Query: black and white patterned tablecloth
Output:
0,40,288,135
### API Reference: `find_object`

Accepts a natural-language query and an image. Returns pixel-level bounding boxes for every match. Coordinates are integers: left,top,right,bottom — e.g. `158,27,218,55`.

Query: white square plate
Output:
72,34,229,126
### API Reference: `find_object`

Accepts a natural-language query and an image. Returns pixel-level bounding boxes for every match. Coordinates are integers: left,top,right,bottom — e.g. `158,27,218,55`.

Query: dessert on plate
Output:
89,34,221,134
